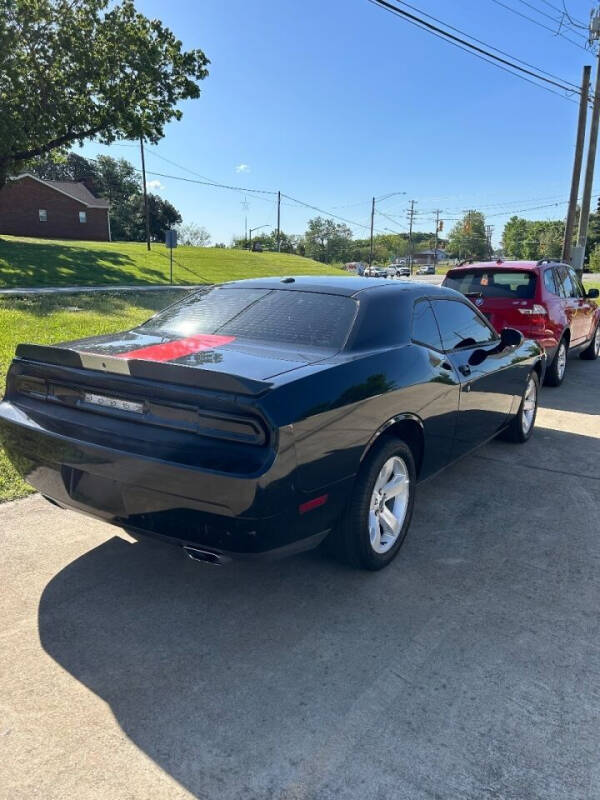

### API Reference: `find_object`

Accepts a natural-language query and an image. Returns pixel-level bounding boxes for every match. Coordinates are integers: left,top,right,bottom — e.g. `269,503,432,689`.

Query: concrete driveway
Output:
1,357,599,800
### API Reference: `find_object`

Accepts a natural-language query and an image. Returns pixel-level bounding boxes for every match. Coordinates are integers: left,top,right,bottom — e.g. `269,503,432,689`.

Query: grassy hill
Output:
0,235,340,288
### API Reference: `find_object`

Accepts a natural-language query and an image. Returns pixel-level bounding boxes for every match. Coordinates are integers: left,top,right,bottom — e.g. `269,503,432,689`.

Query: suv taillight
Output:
518,304,547,316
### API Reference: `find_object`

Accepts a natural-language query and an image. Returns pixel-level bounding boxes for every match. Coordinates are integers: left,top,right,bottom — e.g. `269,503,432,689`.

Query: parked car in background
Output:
0,277,544,571
417,264,435,275
442,260,600,386
395,264,410,277
364,265,385,278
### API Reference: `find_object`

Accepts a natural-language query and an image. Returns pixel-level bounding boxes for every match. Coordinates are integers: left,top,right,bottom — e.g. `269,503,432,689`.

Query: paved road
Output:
1,357,599,800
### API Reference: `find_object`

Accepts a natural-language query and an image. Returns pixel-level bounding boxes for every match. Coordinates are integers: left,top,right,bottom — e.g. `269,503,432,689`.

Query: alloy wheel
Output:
556,342,567,380
368,456,410,554
522,375,537,435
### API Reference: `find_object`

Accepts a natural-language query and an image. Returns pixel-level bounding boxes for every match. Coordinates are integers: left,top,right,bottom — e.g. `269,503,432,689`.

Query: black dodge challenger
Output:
0,277,545,570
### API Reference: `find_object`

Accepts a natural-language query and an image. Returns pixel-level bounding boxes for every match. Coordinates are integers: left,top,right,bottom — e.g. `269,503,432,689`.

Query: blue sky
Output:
79,0,597,246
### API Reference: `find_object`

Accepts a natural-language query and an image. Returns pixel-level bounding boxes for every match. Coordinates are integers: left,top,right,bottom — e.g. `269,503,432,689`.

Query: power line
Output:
86,152,600,233
557,0,588,30
540,0,587,27
138,167,277,195
368,0,583,104
281,192,391,233
490,0,589,50
378,0,583,89
514,0,587,37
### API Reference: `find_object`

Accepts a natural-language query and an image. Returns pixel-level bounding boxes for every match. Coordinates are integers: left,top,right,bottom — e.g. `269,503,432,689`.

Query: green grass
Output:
0,289,188,502
0,235,341,288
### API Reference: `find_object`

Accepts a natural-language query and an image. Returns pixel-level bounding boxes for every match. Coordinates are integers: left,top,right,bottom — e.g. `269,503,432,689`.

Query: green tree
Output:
589,242,600,272
303,217,353,263
175,222,211,247
123,193,181,241
29,151,101,187
447,211,488,260
502,217,528,259
0,0,209,184
501,217,564,261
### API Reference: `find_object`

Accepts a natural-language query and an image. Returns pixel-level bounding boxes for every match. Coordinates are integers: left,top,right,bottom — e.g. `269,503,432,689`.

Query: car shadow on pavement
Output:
36,424,600,800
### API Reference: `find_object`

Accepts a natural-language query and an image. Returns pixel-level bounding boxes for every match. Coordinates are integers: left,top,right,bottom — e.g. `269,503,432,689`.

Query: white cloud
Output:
235,163,250,173
146,179,164,190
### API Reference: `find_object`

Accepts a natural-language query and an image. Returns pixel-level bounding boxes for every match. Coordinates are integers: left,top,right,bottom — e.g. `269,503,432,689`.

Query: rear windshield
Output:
445,270,537,300
139,287,357,349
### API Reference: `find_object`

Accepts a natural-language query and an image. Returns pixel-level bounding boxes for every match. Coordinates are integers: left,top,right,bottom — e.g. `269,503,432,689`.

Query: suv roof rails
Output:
536,259,562,266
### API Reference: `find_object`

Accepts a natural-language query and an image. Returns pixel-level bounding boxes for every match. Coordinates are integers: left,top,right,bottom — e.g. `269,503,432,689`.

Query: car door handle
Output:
458,364,471,377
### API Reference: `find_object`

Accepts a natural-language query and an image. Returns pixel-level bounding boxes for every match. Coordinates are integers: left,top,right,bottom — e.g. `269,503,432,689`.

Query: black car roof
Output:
224,275,458,299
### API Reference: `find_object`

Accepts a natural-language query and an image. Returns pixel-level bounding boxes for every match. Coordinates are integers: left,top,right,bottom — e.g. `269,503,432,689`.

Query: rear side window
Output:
543,268,559,295
412,299,442,350
431,299,496,351
556,266,578,298
140,287,357,349
445,270,536,299
568,267,585,298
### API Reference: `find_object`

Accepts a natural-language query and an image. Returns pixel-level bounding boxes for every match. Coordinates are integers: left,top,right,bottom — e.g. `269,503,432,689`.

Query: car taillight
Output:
517,304,547,316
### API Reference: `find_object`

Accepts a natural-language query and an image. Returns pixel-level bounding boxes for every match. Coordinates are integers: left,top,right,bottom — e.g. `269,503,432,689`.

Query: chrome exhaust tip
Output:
182,546,229,566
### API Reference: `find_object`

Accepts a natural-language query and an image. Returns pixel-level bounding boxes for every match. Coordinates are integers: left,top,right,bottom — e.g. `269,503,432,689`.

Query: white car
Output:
417,264,435,275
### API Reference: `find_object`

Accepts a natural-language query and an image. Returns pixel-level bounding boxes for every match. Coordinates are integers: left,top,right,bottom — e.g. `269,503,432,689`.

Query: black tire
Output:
580,324,600,361
544,337,568,386
500,370,539,443
327,437,416,571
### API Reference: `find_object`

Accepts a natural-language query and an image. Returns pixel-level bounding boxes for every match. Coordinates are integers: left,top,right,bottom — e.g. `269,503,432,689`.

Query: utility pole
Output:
139,136,151,251
563,65,591,265
486,225,494,259
241,195,249,248
276,191,281,252
576,10,600,276
433,209,441,270
369,196,376,267
407,200,416,274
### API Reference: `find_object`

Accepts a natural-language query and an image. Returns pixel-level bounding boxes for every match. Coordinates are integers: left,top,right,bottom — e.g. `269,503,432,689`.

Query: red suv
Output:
443,260,600,386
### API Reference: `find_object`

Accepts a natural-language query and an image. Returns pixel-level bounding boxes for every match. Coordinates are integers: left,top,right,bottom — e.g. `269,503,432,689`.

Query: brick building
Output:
0,174,111,241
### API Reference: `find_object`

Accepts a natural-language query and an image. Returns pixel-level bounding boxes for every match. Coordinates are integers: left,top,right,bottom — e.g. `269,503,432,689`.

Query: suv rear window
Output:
140,287,357,349
444,270,537,300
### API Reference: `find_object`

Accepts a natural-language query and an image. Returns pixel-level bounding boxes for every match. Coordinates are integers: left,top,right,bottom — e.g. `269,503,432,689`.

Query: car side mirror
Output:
500,327,523,349
468,348,488,366
587,288,599,298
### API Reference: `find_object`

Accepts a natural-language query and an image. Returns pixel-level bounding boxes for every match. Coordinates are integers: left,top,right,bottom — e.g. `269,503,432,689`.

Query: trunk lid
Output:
464,295,545,335
15,330,334,395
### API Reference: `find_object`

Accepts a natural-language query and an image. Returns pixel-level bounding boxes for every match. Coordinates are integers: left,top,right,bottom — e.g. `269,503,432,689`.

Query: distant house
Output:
412,248,448,265
0,173,111,241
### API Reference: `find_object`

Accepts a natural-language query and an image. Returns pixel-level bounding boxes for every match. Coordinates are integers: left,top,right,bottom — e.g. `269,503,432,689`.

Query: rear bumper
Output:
0,400,352,558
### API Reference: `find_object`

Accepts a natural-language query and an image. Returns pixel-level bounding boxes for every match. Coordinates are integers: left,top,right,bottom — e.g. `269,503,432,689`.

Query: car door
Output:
555,265,584,345
410,299,460,476
430,298,519,460
568,267,596,343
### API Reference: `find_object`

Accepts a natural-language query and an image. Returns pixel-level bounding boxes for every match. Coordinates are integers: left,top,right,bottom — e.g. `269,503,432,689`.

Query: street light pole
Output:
369,191,406,269
248,224,271,252
369,196,375,267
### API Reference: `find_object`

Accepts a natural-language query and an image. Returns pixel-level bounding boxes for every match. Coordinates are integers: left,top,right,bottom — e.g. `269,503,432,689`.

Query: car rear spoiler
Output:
14,344,273,397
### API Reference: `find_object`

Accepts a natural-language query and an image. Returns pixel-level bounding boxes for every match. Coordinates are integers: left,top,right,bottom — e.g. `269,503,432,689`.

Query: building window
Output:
38,209,47,222
79,211,87,224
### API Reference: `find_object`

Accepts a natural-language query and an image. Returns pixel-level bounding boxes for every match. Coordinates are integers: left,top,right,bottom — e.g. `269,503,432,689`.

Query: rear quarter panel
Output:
263,344,461,492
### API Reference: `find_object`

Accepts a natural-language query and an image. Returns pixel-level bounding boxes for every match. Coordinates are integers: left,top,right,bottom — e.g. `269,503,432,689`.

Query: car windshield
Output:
139,286,358,349
444,269,536,299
